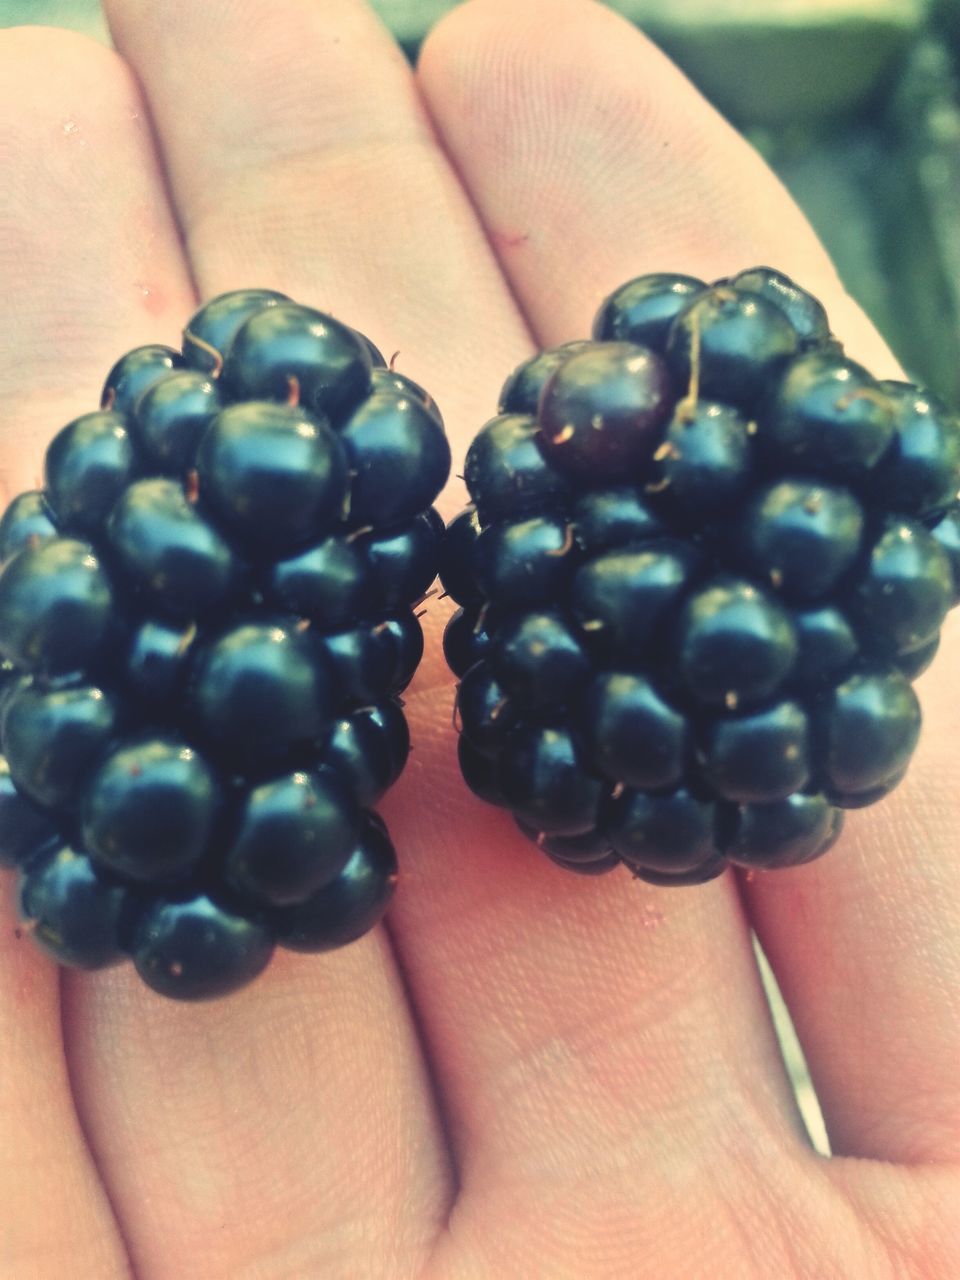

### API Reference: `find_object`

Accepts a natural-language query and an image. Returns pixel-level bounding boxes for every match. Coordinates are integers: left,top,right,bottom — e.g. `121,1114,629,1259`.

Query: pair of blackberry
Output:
1,271,956,999
0,289,450,999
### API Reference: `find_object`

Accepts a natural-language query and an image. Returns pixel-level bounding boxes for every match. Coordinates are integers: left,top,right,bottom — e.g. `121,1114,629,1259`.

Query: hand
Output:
1,2,957,1275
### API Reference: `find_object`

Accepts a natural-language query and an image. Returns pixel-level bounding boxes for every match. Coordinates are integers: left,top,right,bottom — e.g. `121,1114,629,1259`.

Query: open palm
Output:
1,1,957,1275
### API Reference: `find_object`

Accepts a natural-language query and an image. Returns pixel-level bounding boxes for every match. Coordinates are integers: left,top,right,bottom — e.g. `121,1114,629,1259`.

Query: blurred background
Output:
3,0,960,406
3,0,959,1154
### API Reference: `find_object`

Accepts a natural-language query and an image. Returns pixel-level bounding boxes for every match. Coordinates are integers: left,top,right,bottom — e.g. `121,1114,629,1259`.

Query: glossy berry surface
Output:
102,344,182,416
19,845,129,970
762,350,895,478
0,757,57,869
222,302,372,425
666,287,798,408
182,288,289,374
107,478,238,621
0,491,58,561
729,267,830,347
44,411,138,533
196,402,349,552
446,266,959,881
722,792,842,869
340,390,451,526
438,506,482,605
868,383,960,517
131,893,275,1001
0,288,449,999
592,272,706,351
224,768,360,906
81,739,220,882
464,414,572,522
653,400,753,519
498,341,593,414
739,480,865,601
538,342,675,479
133,369,223,475
272,812,398,952
0,538,115,675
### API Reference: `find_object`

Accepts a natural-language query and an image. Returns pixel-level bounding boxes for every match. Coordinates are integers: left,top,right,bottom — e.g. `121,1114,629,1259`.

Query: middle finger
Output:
64,0,533,1271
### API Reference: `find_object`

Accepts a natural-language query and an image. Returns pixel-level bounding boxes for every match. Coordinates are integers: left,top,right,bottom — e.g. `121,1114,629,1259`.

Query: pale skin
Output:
0,1,958,1276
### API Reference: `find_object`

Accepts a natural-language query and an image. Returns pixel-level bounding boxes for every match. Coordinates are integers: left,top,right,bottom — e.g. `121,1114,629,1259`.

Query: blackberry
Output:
516,822,619,875
131,892,274,1002
3,681,118,809
852,519,952,657
355,510,443,609
791,607,859,690
182,288,289,374
223,768,361,906
498,724,604,836
267,535,368,627
447,266,960,880
322,610,424,704
603,785,717,875
492,610,589,709
0,758,57,869
125,619,197,708
579,672,685,791
473,514,575,608
82,738,221,882
222,303,372,424
722,792,842,870
0,289,449,999
322,701,409,807
572,486,664,551
572,540,698,657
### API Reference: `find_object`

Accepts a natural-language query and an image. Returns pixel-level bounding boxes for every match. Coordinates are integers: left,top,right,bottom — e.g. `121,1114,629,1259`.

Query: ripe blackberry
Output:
0,289,449,999
447,268,960,881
